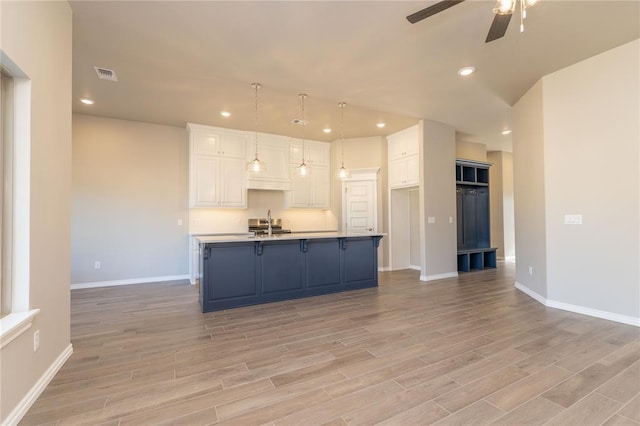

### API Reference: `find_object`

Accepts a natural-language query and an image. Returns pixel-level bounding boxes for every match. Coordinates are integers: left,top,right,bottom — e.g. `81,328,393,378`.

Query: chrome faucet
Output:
267,209,272,237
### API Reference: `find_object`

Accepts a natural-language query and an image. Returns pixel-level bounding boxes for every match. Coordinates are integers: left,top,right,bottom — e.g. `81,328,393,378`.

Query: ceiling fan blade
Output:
485,13,512,42
406,0,466,24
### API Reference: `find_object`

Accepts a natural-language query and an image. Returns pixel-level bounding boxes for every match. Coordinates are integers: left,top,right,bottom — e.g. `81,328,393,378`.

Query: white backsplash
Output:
189,190,338,234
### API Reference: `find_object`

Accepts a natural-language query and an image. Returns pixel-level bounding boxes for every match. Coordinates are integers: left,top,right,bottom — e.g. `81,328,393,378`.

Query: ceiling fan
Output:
407,0,539,43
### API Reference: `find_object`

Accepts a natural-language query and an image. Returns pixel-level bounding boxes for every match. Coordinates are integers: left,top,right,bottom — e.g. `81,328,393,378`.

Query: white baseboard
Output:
71,274,189,290
504,256,516,263
514,282,640,327
4,343,73,425
378,266,391,272
421,272,459,282
408,265,421,271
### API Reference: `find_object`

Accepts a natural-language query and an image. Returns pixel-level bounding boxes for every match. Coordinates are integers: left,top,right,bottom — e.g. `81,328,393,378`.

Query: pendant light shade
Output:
296,93,309,177
337,102,350,179
247,82,265,173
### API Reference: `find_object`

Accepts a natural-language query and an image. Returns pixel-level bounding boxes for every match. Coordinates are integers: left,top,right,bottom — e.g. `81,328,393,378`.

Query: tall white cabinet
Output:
388,125,419,189
387,124,422,271
187,123,247,208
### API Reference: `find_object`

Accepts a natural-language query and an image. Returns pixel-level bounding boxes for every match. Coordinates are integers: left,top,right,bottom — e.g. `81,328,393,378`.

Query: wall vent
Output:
94,66,118,82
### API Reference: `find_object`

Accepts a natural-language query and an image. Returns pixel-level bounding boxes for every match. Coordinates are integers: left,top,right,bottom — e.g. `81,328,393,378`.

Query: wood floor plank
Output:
434,366,529,413
489,396,565,425
545,392,622,425
432,400,504,425
486,365,573,411
596,361,640,404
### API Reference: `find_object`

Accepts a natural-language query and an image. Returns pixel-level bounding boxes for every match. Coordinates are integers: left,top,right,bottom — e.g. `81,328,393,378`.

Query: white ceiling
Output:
70,1,639,152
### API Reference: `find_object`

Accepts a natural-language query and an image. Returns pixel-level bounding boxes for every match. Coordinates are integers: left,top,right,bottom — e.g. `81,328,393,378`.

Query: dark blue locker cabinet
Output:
455,160,497,272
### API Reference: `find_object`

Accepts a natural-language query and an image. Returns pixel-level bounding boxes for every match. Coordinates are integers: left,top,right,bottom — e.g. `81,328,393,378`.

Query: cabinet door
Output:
289,165,310,207
389,158,407,188
388,138,407,161
308,142,330,166
220,158,247,207
290,141,329,166
220,133,247,159
191,156,220,207
462,188,478,249
192,131,219,156
406,155,419,185
456,188,464,250
310,166,330,208
204,244,257,301
475,187,490,247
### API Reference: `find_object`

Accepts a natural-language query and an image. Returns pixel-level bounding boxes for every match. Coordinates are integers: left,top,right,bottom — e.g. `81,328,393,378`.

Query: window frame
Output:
0,50,38,348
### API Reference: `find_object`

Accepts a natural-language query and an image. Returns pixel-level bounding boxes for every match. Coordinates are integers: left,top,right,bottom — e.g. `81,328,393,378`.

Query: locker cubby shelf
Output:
455,159,490,186
457,248,497,272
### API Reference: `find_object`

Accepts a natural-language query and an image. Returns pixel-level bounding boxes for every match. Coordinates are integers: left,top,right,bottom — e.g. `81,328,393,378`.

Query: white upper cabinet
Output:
288,165,330,209
388,125,420,189
187,123,247,208
287,140,330,209
290,140,330,166
388,125,419,161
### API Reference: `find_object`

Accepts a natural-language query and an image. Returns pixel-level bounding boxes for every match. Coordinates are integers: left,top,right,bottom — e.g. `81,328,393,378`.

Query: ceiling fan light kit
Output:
407,0,540,42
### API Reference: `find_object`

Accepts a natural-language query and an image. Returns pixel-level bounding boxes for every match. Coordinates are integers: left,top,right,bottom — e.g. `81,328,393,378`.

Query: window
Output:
0,51,37,348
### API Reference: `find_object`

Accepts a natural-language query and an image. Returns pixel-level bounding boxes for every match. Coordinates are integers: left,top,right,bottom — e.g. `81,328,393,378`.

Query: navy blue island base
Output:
198,235,383,313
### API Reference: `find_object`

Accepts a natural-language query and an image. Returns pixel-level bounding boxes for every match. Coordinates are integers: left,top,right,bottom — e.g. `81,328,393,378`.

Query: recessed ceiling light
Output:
376,122,386,128
323,128,331,133
220,111,231,117
458,66,475,76
502,129,512,135
80,98,94,105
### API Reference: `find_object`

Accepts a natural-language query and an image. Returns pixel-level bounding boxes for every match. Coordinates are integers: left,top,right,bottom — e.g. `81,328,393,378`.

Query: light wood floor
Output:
21,263,639,425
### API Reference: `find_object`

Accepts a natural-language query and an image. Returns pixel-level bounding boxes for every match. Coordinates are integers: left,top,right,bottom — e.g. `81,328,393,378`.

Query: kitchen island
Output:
196,233,384,312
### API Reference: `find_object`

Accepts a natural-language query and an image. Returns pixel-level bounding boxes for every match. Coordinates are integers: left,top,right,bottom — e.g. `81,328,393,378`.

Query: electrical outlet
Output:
528,266,533,276
94,261,101,270
177,219,183,226
449,216,453,224
428,217,436,224
33,330,40,352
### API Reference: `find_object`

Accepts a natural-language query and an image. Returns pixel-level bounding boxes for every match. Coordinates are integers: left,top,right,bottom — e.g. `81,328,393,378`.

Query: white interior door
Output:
344,180,376,233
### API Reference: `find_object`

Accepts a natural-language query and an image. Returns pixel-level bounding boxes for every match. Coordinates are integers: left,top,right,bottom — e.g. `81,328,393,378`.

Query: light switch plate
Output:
428,217,435,224
564,214,583,225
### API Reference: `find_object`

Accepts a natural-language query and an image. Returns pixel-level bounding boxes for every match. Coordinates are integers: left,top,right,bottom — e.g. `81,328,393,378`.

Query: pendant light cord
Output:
339,102,346,168
252,83,261,159
299,94,307,163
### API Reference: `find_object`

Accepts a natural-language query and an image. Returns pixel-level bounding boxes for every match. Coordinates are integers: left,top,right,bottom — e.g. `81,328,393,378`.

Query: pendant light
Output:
337,102,350,179
247,82,265,173
296,93,309,177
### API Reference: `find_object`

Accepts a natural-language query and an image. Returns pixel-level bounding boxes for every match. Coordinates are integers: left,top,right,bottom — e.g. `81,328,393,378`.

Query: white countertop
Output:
197,232,385,244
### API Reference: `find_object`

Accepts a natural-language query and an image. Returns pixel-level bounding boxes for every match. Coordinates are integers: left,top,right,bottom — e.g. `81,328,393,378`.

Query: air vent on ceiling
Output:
94,66,118,82
291,119,309,126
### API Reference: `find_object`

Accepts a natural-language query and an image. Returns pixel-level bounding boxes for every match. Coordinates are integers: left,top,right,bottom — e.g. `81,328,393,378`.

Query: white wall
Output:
0,1,73,422
456,139,487,162
72,114,189,284
543,39,639,320
513,80,548,297
513,39,640,323
419,119,457,280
